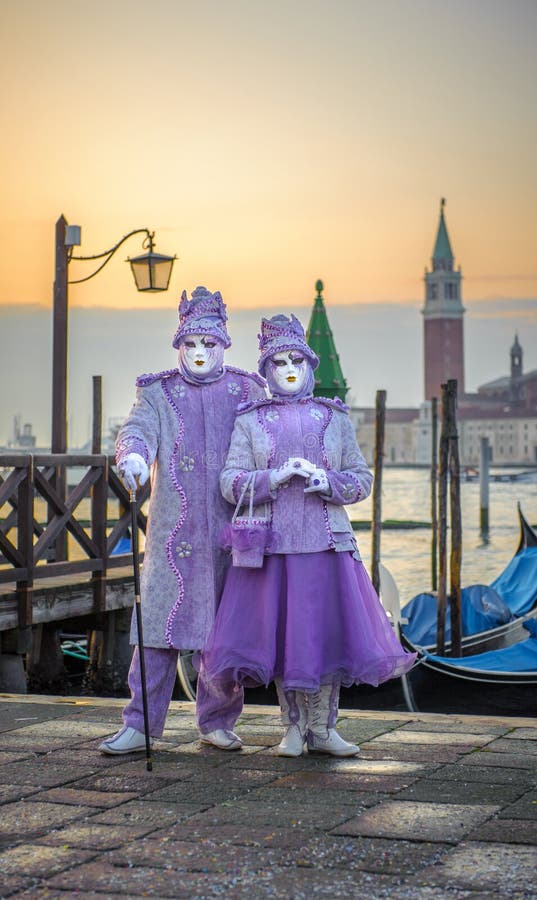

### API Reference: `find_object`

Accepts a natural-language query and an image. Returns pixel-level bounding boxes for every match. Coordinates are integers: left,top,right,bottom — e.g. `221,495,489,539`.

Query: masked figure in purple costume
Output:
99,287,266,755
199,313,417,757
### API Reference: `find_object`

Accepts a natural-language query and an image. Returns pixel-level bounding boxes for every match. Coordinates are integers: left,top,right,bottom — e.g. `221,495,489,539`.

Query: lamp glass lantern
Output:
128,250,176,292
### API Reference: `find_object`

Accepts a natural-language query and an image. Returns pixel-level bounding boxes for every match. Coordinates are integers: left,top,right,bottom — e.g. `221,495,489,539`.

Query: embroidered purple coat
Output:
220,396,373,557
116,366,266,649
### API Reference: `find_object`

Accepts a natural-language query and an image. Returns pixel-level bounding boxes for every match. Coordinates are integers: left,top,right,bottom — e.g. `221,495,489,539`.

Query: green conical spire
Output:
306,279,348,401
432,197,454,262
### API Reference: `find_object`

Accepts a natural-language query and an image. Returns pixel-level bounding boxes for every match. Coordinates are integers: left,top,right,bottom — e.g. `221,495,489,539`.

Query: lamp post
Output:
51,214,176,454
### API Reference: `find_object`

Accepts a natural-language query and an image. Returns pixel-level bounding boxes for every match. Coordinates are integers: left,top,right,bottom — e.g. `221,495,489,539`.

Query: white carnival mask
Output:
271,351,307,394
180,333,223,378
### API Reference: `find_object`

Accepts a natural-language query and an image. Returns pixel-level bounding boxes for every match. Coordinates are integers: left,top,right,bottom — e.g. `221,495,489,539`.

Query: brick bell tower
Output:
422,199,465,400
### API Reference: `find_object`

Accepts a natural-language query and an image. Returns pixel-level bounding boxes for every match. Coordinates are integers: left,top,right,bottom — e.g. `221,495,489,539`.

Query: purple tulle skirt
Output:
200,551,417,693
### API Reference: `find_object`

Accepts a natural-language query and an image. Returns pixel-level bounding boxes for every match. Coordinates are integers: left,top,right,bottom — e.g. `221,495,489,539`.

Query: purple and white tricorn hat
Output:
172,286,232,349
257,314,319,377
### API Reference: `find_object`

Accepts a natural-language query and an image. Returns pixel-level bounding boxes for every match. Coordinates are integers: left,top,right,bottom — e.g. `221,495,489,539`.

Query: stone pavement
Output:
0,695,536,899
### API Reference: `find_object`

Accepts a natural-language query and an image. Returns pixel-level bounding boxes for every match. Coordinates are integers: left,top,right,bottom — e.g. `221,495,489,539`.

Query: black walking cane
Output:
130,488,153,772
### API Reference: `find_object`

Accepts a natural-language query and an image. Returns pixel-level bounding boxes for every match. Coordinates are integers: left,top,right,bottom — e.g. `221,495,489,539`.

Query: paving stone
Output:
0,783,38,804
330,801,499,842
0,750,36,763
2,718,112,741
4,759,98,787
272,770,420,794
467,817,537,844
368,730,497,747
184,797,360,831
0,874,32,896
397,779,526,805
146,823,317,848
73,771,179,795
0,842,94,878
34,787,138,808
503,728,537,741
37,821,157,848
499,791,537,821
46,861,188,897
485,738,537,756
0,702,74,732
227,753,322,771
240,786,384,810
460,751,537,771
91,799,207,827
145,769,277,803
240,866,399,898
0,801,95,841
397,720,510,735
426,763,537,785
322,758,432,775
411,840,537,894
359,745,470,763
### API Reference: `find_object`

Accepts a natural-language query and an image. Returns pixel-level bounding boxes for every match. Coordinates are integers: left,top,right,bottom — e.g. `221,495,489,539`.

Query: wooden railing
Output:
0,454,149,629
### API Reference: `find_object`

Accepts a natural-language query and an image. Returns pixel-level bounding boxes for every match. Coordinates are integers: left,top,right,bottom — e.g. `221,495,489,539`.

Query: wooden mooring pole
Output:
371,389,386,595
447,379,462,658
436,385,449,655
430,397,438,593
480,436,490,537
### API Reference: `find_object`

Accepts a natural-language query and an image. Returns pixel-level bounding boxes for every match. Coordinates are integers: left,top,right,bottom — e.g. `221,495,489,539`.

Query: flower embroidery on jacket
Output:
309,407,324,421
178,455,195,472
342,482,357,501
265,409,280,422
227,382,241,395
171,384,186,399
176,541,192,558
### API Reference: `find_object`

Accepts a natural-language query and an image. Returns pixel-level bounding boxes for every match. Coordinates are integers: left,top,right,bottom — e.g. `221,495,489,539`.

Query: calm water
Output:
349,468,537,603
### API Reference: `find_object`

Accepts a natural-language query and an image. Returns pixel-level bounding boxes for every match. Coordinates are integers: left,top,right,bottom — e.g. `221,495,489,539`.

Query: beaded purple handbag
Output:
227,473,271,568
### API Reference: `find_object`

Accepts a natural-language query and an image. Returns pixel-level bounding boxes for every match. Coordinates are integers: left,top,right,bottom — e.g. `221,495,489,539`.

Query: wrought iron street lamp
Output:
52,215,176,454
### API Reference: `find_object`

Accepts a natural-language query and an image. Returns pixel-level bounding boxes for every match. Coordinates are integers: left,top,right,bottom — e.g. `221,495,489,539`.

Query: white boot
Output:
307,683,360,757
275,680,308,757
99,725,153,755
200,729,242,750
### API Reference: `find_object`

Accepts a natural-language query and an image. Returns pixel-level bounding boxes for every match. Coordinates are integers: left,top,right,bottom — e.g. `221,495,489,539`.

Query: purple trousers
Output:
122,647,244,737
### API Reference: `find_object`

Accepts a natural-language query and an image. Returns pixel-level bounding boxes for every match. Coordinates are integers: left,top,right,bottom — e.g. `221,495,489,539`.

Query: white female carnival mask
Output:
270,351,308,395
180,333,225,380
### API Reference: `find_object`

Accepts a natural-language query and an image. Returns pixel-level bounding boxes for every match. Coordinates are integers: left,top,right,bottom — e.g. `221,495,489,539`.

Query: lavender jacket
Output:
220,396,373,557
116,366,266,649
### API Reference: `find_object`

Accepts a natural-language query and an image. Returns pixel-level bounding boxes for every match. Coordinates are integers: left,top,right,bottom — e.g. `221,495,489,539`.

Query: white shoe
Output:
99,725,153,755
307,728,360,757
277,724,306,757
200,729,242,750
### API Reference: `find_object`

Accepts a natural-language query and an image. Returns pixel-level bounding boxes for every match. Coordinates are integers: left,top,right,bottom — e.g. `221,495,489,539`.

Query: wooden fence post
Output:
371,389,386,595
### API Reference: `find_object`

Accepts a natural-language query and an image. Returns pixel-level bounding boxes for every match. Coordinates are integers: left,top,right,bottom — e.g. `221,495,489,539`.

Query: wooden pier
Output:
0,453,149,692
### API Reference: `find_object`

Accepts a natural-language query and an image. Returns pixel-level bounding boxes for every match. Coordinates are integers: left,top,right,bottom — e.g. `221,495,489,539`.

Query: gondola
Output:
375,505,537,716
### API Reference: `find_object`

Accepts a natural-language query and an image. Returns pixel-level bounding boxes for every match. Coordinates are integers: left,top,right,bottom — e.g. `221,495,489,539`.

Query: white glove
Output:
270,457,315,490
304,467,330,494
119,453,149,491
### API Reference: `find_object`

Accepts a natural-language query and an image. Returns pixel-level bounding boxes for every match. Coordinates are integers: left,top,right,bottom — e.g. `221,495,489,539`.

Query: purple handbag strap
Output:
231,472,256,523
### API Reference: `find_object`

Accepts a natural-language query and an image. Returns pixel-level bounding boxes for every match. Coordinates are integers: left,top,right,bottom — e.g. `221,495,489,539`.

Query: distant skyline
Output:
2,296,536,448
0,0,536,312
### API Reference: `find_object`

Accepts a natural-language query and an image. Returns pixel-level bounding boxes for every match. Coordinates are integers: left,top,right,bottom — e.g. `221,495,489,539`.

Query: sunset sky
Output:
1,0,536,312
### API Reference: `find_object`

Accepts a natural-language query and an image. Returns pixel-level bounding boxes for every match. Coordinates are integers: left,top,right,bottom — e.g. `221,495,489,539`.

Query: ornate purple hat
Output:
257,314,319,376
172,286,231,349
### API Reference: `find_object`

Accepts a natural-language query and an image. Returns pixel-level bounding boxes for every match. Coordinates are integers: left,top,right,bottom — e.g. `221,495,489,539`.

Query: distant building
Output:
7,416,36,450
423,199,465,401
351,201,537,467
